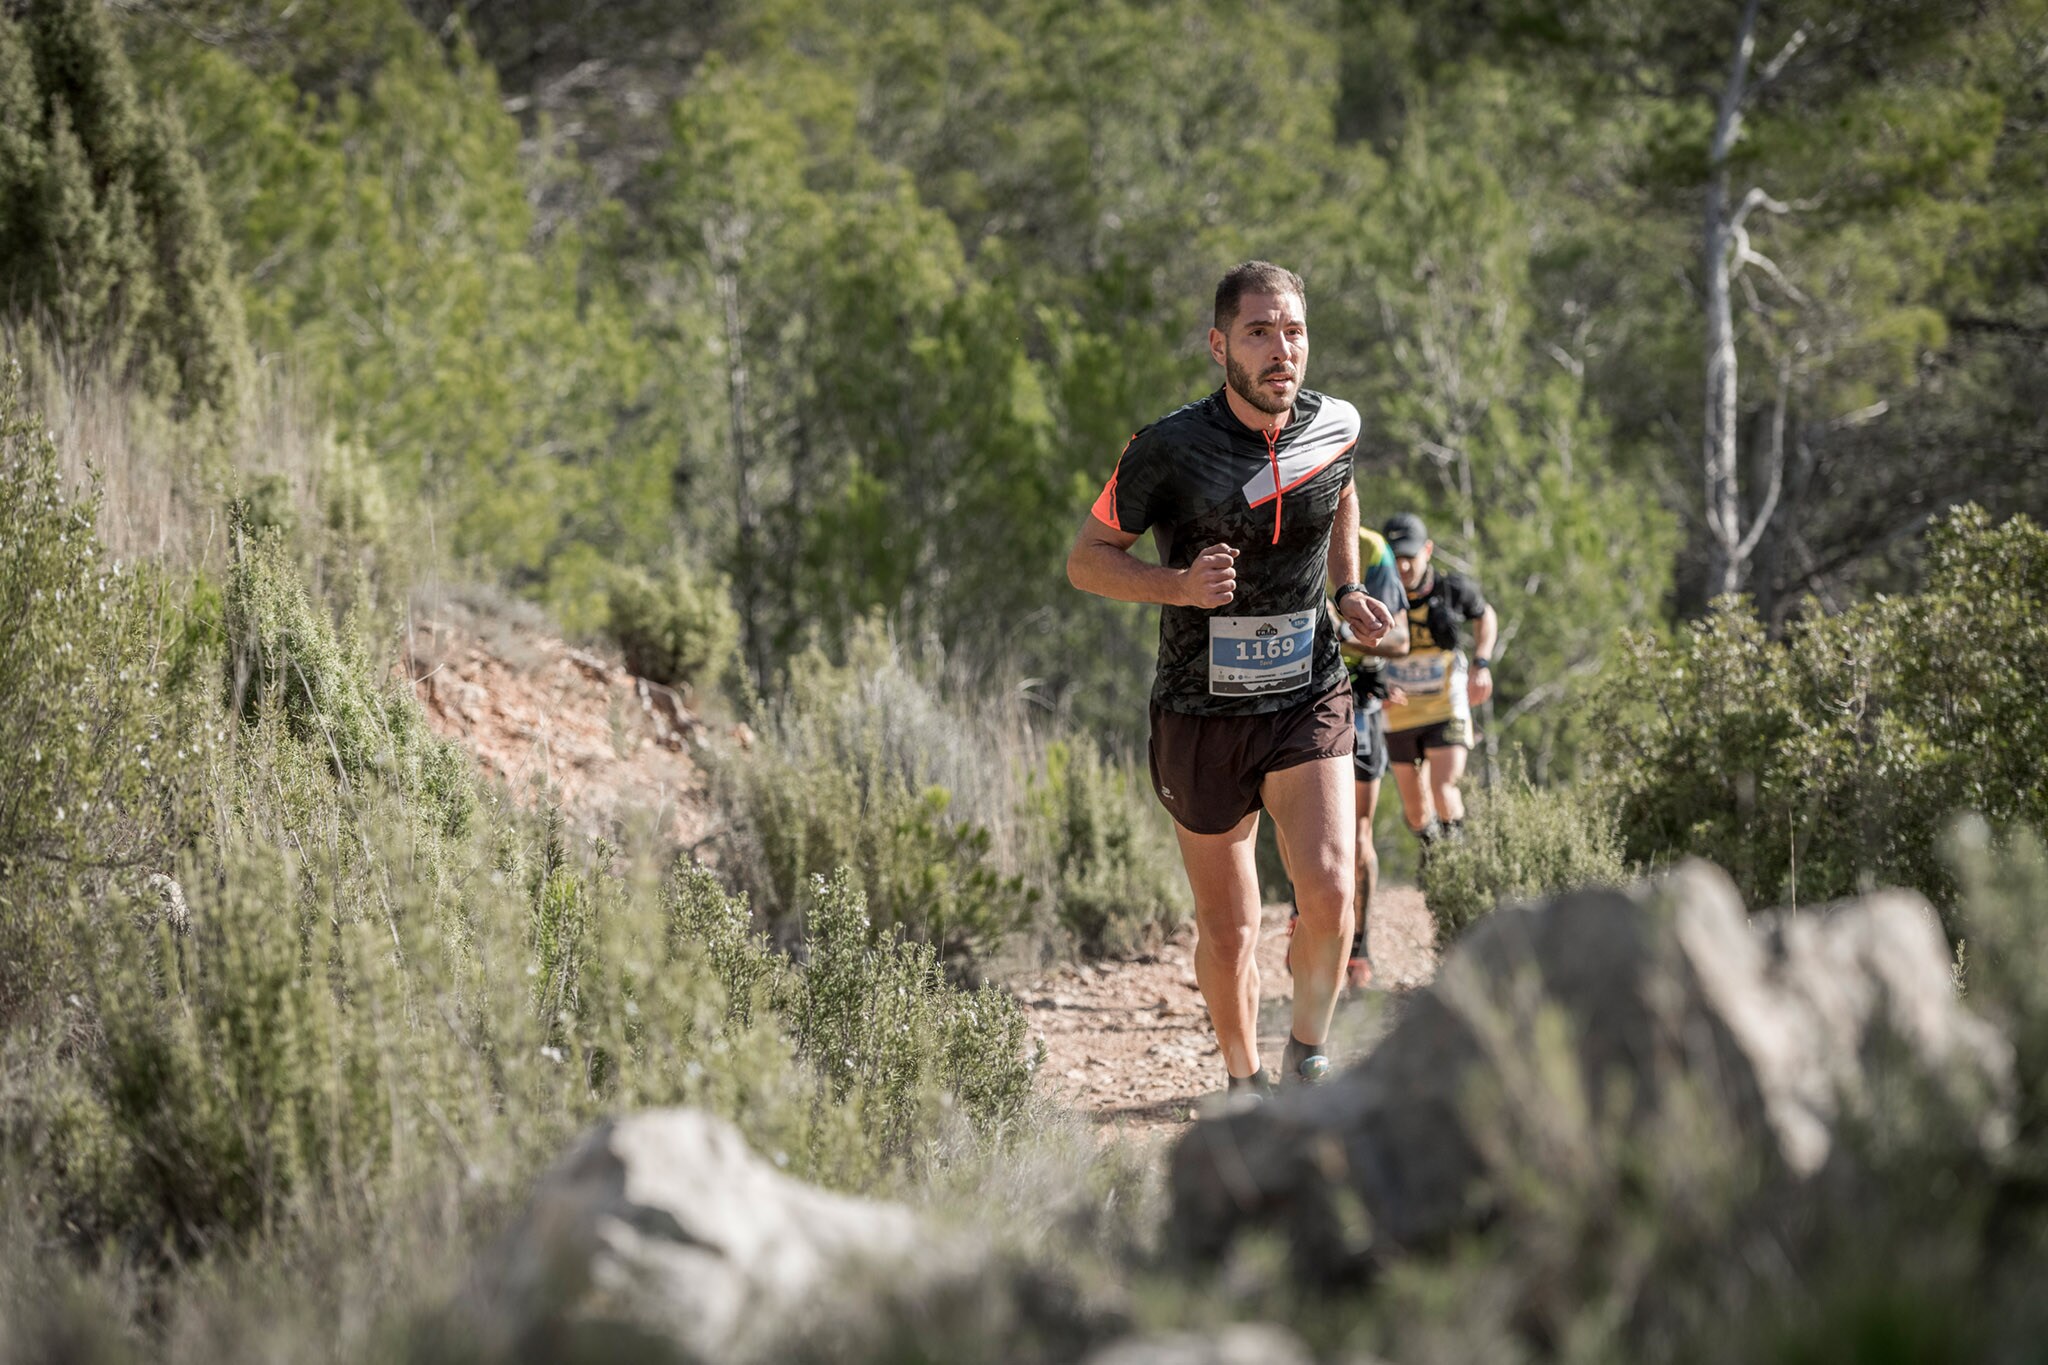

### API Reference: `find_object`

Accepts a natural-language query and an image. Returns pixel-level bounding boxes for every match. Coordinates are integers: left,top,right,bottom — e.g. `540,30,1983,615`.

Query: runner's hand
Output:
1468,669,1495,706
1338,590,1394,645
1180,544,1239,608
1386,686,1408,707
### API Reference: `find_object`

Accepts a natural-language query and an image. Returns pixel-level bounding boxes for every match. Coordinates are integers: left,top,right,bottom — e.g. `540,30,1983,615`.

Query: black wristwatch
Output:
1333,582,1369,608
1473,656,1491,670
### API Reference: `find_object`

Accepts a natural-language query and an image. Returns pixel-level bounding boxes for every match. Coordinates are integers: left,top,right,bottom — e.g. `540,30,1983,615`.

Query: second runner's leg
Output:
1351,774,1380,989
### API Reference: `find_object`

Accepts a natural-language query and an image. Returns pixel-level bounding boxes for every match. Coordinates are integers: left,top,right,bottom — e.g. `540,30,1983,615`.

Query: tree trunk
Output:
1703,0,1761,599
709,213,768,690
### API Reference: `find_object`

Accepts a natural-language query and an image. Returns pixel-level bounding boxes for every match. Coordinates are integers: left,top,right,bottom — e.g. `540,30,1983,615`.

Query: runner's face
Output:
1211,292,1307,416
1396,542,1432,592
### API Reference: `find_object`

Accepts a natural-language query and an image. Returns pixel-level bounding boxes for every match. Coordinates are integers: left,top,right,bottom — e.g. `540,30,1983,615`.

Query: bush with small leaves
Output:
1418,773,1631,947
606,557,742,694
1021,739,1182,955
0,363,195,1023
1590,506,2048,918
223,511,472,841
714,625,1180,964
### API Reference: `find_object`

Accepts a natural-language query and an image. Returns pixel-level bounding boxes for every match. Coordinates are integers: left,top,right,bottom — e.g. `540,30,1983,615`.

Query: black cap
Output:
1383,513,1428,556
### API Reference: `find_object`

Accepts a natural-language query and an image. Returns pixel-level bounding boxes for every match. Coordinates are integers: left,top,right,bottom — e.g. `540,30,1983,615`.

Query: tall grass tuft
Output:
713,621,1182,966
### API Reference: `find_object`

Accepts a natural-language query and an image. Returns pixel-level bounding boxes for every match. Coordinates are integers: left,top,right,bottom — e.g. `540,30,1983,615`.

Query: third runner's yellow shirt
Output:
1382,569,1486,734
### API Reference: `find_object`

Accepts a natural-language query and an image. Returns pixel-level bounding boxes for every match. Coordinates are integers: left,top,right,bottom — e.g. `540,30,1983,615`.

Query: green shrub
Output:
224,512,472,841
1022,739,1182,955
779,868,1039,1154
1589,506,2048,915
0,2,245,415
605,556,741,693
1418,774,1631,946
712,630,1039,961
0,362,194,1022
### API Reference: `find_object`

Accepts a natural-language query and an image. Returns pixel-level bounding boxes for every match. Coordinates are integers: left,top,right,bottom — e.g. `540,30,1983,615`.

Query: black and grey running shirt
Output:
1090,388,1361,717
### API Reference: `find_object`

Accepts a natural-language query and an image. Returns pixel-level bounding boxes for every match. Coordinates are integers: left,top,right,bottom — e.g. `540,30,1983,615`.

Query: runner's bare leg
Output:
1351,776,1380,988
1174,811,1265,1079
1391,759,1436,833
1428,744,1469,824
1263,754,1354,1048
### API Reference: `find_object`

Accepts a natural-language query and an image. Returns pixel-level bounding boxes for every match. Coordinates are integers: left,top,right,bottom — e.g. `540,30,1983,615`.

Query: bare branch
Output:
1756,20,1813,87
1733,354,1793,564
1829,400,1889,431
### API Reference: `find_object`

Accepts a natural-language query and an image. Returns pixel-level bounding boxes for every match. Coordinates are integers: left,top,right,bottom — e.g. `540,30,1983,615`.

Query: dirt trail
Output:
1019,886,1436,1135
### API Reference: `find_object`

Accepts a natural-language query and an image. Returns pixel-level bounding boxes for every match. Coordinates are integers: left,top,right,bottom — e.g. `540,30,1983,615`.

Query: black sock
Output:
1415,818,1443,845
1227,1070,1267,1092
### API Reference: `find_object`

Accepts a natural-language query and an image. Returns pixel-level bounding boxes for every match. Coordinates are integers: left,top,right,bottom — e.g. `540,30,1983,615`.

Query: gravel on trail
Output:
1018,886,1436,1137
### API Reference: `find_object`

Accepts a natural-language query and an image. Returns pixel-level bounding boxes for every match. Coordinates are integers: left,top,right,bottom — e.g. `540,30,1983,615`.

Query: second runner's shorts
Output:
1147,679,1353,835
1354,697,1390,784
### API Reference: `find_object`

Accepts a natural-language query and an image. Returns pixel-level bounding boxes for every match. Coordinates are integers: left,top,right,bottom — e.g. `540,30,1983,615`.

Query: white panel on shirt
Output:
1240,397,1362,508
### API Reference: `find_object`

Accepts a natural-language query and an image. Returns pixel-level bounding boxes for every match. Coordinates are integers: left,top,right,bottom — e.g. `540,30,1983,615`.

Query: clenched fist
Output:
1338,589,1395,646
1180,543,1239,609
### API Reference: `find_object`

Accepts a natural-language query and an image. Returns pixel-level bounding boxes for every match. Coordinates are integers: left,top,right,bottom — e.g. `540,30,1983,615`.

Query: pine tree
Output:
0,0,244,414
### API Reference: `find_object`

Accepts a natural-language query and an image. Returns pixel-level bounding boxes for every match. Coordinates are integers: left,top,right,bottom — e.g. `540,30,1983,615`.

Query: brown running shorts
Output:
1147,680,1354,835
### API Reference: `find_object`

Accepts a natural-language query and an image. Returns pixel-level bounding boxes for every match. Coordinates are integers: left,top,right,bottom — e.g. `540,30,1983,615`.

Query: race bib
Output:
1385,649,1452,697
1209,611,1316,696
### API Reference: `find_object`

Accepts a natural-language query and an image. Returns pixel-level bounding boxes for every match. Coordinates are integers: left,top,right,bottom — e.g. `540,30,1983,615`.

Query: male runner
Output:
1379,513,1497,849
1067,261,1394,1094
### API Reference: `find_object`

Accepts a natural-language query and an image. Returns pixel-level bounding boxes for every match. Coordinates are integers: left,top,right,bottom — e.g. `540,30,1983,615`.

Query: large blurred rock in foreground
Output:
1171,861,2013,1276
472,1109,925,1362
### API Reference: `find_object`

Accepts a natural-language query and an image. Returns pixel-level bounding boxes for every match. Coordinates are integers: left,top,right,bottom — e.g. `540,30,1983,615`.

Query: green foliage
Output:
713,629,1040,959
605,556,741,693
0,2,245,414
0,363,192,1023
1418,773,1632,946
714,625,1182,962
0,456,1043,1263
782,868,1038,1154
223,514,473,840
1590,507,2048,913
1022,739,1182,956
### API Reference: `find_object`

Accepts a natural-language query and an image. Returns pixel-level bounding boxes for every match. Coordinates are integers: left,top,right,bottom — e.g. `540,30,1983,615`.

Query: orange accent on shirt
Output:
1089,434,1139,530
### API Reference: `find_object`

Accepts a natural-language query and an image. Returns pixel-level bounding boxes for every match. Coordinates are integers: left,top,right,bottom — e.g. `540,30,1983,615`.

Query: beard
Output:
1224,345,1300,416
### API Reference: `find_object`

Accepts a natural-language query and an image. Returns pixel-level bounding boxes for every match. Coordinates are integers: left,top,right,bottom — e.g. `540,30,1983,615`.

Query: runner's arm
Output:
1467,602,1501,705
1472,603,1499,662
1066,513,1235,608
1328,484,1393,645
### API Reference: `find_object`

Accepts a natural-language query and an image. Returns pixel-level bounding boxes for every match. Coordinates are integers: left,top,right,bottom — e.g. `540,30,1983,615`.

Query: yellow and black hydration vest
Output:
1381,566,1488,735
1338,528,1407,706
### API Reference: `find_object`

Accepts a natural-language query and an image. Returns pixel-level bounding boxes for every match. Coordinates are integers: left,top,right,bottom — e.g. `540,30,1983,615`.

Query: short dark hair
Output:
1214,261,1306,331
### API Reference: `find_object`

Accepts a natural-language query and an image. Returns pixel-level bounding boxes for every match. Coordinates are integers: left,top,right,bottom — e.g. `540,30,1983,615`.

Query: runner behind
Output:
1336,527,1409,986
1379,513,1497,850
1065,261,1394,1095
1285,527,1408,989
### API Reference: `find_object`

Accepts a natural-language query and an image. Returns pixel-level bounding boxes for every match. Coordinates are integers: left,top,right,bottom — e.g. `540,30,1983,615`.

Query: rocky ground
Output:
406,605,722,853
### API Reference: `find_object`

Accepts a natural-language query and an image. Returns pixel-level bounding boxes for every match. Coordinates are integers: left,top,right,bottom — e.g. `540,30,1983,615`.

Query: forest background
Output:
5,0,2048,1359
15,0,2046,769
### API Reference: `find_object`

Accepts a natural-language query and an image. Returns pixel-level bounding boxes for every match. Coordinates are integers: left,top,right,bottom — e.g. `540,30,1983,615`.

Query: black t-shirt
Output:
1091,388,1360,716
1407,570,1487,653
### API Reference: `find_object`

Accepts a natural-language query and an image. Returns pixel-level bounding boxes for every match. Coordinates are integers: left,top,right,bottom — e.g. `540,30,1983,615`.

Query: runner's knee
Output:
1198,918,1259,966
